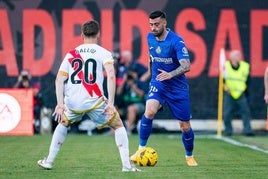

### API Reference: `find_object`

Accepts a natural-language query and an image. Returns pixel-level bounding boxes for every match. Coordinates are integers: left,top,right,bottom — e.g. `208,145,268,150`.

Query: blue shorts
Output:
147,82,191,121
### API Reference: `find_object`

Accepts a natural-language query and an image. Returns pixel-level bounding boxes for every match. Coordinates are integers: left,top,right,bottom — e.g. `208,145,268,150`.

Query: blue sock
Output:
139,115,153,146
182,128,194,156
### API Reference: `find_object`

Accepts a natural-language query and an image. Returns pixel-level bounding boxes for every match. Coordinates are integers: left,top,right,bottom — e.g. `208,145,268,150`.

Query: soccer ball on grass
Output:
136,147,158,166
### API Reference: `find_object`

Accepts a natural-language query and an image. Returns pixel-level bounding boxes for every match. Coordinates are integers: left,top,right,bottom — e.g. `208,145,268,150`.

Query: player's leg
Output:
38,123,68,169
139,99,160,147
179,121,197,166
130,99,161,163
131,83,163,162
109,113,140,171
108,112,132,168
180,121,194,155
168,94,197,166
89,101,140,172
38,109,80,169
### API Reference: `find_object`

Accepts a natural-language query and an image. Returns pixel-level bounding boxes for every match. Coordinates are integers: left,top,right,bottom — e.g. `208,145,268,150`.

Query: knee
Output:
60,117,71,127
145,110,156,119
144,107,157,118
60,120,70,127
109,114,124,130
179,121,191,132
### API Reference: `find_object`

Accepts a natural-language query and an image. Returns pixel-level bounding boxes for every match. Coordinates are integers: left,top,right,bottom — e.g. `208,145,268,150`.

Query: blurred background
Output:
0,0,267,135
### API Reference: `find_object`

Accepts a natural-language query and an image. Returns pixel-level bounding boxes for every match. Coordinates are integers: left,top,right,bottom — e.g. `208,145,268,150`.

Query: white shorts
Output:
63,97,116,129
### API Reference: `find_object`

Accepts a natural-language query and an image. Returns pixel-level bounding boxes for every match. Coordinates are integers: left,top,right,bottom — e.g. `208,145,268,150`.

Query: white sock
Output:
46,123,68,163
114,127,131,168
138,145,145,150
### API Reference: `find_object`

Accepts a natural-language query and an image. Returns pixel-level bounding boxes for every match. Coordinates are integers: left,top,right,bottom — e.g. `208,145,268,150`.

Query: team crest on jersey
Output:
156,46,161,54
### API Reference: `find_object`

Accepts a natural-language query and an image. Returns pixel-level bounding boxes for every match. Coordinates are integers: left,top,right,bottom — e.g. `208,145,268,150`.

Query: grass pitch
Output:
0,133,267,179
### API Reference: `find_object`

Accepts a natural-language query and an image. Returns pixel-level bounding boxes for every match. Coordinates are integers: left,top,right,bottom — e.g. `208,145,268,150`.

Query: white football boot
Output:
37,157,53,169
122,166,141,172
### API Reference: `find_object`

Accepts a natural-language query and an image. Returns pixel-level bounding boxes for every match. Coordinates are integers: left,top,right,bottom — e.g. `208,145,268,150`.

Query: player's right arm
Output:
140,55,152,82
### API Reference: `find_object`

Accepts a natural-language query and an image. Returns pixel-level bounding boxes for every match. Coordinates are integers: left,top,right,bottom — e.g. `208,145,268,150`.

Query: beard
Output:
152,28,164,38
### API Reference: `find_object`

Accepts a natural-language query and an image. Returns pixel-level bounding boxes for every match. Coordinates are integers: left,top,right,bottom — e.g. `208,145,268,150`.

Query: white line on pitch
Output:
205,135,268,154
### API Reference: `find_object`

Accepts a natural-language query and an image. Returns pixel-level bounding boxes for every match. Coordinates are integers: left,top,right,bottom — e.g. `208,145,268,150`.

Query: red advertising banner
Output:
0,89,34,136
0,0,267,119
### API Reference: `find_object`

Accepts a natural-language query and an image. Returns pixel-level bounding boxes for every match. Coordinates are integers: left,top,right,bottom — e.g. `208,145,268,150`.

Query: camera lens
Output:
22,75,29,80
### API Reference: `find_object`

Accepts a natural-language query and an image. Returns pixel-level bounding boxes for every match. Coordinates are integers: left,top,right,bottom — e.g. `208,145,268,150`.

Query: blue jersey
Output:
147,28,191,120
147,28,189,90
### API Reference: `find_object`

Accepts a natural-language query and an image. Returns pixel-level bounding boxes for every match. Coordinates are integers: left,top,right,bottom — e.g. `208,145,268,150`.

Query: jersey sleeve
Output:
102,49,114,65
174,37,189,61
58,53,73,75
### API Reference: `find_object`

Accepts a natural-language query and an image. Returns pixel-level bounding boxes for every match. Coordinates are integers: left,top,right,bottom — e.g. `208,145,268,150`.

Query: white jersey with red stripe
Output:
59,43,113,111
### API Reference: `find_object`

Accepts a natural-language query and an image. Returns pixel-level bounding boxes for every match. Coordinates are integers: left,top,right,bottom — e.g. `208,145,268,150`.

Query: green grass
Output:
0,134,267,179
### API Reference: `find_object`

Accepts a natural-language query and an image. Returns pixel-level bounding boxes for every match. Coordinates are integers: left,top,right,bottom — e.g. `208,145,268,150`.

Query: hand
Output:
156,69,172,81
103,102,115,121
224,85,230,94
53,104,66,123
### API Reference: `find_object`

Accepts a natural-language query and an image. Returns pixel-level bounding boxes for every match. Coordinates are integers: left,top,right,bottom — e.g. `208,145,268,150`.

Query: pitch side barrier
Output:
0,88,34,136
137,119,266,133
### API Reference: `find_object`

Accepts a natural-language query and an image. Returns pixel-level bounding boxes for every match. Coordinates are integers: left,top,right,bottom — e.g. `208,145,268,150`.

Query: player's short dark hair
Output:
82,20,100,37
149,10,166,19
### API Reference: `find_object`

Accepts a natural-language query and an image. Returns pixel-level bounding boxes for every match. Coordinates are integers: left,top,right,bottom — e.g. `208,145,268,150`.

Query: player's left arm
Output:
156,38,190,81
156,59,190,81
104,61,116,119
104,62,116,105
169,59,190,77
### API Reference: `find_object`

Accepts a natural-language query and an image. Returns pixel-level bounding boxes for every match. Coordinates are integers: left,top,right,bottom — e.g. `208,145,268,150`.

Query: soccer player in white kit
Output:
37,20,140,172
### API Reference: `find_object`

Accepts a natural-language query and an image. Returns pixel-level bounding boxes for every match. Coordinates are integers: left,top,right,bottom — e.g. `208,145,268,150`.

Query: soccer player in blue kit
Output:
131,10,198,166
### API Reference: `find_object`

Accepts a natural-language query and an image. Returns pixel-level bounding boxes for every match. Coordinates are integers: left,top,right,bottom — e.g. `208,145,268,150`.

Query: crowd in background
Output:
114,50,149,134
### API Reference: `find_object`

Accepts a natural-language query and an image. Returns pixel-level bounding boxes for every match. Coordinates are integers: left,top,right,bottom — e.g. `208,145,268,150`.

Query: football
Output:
136,147,158,167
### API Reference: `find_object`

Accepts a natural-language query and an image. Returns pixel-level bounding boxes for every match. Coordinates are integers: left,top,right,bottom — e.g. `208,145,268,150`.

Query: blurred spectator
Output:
32,82,44,133
223,50,254,136
264,66,268,104
117,69,149,134
112,52,120,76
115,50,147,112
116,50,147,87
13,69,44,134
13,69,32,88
